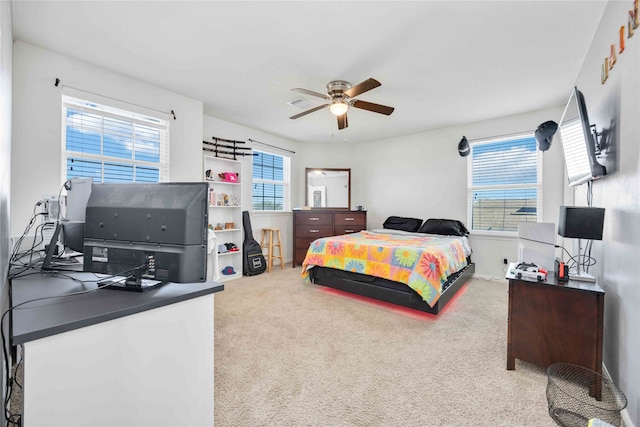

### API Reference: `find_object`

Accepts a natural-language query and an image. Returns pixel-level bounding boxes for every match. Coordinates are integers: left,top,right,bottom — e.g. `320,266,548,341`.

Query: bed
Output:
301,217,475,315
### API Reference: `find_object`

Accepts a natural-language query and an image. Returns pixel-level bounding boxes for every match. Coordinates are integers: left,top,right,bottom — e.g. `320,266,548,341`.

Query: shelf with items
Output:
204,154,243,282
203,155,242,185
207,187,240,209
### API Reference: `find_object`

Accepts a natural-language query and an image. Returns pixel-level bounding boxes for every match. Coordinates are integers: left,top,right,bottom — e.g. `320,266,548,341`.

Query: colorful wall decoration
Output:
602,0,639,84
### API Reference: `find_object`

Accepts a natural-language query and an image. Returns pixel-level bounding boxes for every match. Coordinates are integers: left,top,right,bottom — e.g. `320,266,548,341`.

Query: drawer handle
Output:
309,217,320,221
345,229,355,233
344,217,355,221
309,229,320,233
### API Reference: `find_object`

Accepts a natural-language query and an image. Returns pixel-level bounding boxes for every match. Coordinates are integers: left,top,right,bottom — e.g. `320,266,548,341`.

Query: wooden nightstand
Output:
505,266,604,377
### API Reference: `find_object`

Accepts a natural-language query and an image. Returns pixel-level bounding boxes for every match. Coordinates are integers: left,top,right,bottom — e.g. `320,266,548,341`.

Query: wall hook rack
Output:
202,137,257,160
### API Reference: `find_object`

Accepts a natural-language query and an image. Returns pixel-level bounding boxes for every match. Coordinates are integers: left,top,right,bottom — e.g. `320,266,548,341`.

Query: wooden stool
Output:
260,228,284,272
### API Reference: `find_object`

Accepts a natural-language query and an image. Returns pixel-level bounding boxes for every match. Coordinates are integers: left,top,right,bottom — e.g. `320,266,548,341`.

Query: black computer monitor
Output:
82,182,208,287
42,177,93,270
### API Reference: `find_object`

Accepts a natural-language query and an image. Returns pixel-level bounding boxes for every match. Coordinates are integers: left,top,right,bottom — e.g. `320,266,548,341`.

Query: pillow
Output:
417,218,469,236
370,228,421,236
382,216,423,232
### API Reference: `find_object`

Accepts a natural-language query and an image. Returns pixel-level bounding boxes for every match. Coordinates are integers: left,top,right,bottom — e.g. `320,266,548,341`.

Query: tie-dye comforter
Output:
301,230,470,308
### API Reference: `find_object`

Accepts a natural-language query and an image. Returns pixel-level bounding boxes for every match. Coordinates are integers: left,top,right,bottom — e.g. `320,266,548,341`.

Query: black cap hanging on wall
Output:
458,136,470,157
535,120,558,151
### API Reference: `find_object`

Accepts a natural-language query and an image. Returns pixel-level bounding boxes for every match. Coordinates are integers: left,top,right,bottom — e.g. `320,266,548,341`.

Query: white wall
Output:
202,115,301,264
10,41,204,238
0,0,13,417
348,106,565,278
569,2,639,424
0,0,12,280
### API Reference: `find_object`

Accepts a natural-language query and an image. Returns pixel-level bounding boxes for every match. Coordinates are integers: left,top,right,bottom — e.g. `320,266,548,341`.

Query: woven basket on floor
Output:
546,363,627,427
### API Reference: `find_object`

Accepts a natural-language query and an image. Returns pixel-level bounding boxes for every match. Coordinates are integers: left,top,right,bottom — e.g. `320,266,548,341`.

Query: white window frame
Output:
62,95,170,184
467,133,543,235
251,149,291,212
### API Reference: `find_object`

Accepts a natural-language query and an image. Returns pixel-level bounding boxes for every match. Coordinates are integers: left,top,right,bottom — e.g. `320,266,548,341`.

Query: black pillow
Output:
417,218,469,236
382,216,424,232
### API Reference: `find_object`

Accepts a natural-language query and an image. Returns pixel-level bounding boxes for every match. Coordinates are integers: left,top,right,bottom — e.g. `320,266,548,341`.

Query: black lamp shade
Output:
558,206,605,240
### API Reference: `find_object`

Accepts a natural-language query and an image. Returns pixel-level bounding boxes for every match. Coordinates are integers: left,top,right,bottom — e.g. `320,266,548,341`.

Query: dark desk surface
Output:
10,270,224,345
505,262,604,294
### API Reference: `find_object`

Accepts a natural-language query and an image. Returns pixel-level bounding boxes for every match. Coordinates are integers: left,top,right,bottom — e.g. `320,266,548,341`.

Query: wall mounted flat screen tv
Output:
558,86,606,187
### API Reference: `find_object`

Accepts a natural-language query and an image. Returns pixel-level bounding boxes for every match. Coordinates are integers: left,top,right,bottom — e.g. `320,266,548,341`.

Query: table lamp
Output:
558,206,605,282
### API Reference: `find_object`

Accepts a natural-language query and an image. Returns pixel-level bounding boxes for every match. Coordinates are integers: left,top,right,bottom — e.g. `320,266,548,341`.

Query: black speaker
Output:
558,206,605,240
535,120,558,151
458,136,470,157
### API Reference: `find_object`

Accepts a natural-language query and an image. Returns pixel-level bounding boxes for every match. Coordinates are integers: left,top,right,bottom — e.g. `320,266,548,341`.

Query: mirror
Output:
305,168,351,209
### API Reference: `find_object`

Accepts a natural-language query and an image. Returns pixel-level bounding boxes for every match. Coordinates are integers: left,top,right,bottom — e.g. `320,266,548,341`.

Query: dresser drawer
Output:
296,224,334,237
294,213,333,226
334,225,366,235
335,212,366,226
292,210,367,267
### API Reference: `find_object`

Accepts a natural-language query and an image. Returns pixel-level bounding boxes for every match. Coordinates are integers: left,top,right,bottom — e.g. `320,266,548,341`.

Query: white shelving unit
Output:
203,155,243,282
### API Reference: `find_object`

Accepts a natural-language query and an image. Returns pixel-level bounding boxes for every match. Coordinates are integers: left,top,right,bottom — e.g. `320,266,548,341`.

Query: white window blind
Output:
62,96,169,183
467,134,542,232
252,150,290,211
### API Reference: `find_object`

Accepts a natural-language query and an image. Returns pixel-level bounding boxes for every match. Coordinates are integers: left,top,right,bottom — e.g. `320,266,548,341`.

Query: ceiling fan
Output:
289,78,394,130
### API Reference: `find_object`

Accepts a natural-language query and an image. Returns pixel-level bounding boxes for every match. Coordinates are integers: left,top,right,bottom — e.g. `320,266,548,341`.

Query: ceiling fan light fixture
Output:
290,78,393,129
329,101,349,116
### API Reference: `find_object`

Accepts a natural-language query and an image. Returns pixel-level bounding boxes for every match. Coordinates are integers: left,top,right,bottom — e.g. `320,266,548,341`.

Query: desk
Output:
505,267,604,377
11,271,223,427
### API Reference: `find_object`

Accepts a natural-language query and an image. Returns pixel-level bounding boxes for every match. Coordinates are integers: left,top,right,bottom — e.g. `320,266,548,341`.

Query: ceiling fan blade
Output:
351,99,395,116
292,88,331,100
344,78,381,98
337,112,348,130
289,104,328,120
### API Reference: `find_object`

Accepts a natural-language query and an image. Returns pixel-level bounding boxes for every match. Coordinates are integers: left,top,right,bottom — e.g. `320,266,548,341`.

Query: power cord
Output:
9,202,47,275
9,181,72,278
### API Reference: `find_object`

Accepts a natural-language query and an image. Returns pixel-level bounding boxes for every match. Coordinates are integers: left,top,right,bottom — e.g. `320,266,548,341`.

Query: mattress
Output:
301,229,471,308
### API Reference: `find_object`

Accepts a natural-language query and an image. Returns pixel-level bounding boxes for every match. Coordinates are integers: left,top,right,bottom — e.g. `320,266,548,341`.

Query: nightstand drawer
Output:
506,276,604,375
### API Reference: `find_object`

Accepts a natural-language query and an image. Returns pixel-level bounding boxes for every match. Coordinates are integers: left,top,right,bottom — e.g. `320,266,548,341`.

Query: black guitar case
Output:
242,211,267,276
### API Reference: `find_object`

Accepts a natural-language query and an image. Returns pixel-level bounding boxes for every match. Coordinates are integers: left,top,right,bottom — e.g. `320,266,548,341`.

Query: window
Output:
62,96,169,183
252,150,290,211
468,134,542,232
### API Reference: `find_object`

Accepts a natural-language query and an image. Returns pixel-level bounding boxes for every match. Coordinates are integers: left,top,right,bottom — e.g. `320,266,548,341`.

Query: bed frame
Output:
308,261,475,315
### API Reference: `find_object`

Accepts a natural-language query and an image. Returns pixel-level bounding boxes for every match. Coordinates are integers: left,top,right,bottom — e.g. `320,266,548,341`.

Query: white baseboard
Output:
602,362,634,427
471,273,507,282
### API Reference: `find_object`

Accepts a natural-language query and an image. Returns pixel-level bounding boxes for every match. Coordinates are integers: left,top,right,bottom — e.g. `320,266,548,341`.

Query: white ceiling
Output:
12,1,606,144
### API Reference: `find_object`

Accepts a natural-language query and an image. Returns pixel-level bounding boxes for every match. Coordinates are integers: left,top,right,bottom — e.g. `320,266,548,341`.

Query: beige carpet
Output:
214,266,557,427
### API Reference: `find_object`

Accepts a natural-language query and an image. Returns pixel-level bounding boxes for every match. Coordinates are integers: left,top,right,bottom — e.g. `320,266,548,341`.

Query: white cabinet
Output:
204,155,243,281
